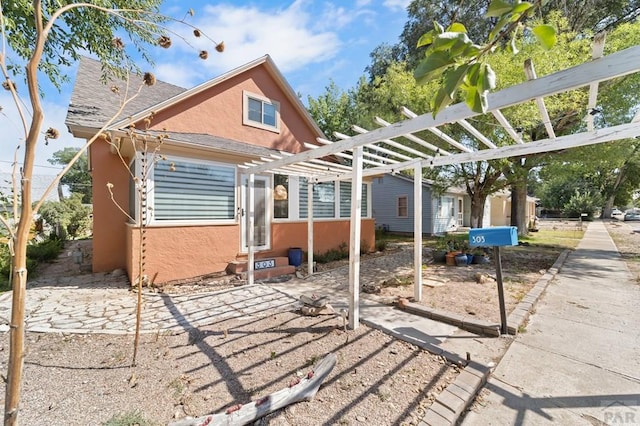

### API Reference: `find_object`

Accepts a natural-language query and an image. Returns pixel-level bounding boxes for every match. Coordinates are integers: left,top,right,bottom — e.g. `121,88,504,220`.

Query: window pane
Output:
263,103,277,126
299,177,308,218
248,98,262,123
340,182,368,218
398,196,408,217
129,160,137,221
274,174,289,219
314,182,335,218
154,159,235,221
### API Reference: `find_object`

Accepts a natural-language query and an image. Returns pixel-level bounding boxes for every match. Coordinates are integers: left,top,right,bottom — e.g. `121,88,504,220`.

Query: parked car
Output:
624,211,640,221
612,209,624,220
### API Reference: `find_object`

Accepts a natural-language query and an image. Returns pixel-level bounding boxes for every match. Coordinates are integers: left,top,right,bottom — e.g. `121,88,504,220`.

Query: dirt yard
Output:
0,221,600,425
377,245,564,324
1,313,457,425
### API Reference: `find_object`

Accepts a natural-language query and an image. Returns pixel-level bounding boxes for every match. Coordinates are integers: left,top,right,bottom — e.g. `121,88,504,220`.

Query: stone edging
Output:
420,361,491,425
397,249,571,425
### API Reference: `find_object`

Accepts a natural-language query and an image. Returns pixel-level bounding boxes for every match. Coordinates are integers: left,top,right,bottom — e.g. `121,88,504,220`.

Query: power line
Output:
0,159,65,171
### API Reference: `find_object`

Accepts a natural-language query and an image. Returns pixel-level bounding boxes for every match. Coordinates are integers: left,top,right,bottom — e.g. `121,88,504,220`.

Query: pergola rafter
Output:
240,43,640,329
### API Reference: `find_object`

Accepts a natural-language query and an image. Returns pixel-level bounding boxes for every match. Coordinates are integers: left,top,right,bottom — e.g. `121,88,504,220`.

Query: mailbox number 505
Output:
471,235,485,244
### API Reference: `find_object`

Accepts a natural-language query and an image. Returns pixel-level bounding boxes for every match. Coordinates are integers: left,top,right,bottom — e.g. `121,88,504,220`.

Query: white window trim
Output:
397,195,409,218
145,154,237,226
271,178,371,222
243,90,281,133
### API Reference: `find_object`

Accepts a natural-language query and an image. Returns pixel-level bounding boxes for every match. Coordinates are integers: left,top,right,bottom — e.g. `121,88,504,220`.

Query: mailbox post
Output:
469,226,518,335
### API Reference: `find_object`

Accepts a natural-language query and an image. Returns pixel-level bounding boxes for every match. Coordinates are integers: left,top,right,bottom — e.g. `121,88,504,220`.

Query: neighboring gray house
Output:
372,173,474,235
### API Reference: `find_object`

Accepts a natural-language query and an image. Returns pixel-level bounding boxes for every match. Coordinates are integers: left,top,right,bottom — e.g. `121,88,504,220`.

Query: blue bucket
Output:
288,247,303,267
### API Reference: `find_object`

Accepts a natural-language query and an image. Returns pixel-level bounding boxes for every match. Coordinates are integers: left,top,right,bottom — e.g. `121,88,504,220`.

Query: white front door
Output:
240,175,271,252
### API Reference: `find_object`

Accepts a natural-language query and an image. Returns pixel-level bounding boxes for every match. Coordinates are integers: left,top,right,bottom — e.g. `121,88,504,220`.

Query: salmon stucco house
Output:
65,56,375,284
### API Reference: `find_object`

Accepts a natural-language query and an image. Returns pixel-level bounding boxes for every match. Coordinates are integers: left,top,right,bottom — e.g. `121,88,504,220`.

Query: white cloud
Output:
158,1,341,86
383,0,410,11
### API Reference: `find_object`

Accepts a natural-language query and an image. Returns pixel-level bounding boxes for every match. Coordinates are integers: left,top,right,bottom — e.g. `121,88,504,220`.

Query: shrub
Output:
39,193,91,239
0,236,64,290
562,191,602,220
26,236,64,263
315,242,349,263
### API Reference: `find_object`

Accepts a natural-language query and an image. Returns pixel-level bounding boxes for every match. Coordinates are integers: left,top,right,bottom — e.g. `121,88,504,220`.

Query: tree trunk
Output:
4,220,30,426
469,193,486,228
5,3,46,422
603,195,616,219
510,179,528,236
169,353,337,426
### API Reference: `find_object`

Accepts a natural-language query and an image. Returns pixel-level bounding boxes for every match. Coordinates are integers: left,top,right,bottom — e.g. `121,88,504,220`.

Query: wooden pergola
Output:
242,41,640,329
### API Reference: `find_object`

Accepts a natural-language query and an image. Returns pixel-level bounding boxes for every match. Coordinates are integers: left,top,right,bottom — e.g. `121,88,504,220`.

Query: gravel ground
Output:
0,313,457,425
5,220,631,425
604,219,640,284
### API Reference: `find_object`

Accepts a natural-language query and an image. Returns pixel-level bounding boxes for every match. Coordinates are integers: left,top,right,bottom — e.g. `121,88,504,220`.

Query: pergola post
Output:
348,146,363,329
247,173,255,286
413,162,423,301
307,179,314,276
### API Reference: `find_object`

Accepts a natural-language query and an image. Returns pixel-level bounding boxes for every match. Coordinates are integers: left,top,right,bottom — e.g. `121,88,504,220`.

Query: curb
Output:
419,361,491,426
395,249,572,425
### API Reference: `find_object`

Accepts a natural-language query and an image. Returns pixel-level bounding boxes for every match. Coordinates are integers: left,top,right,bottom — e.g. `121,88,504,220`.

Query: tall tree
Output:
307,80,361,139
0,3,222,424
48,147,92,203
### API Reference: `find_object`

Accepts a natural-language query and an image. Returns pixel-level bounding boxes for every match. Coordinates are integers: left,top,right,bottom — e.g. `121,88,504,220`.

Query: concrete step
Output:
239,265,296,281
226,256,291,274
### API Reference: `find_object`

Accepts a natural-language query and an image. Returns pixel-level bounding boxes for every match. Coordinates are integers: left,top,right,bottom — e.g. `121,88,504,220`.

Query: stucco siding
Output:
146,66,318,154
91,139,131,273
271,219,375,257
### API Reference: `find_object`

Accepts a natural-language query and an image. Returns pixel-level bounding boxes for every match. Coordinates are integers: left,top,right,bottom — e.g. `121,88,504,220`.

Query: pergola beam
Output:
247,44,640,175
586,32,607,132
428,122,640,167
458,119,498,149
524,59,556,139
318,136,413,161
348,127,432,159
492,110,524,143
375,116,450,155
401,107,472,153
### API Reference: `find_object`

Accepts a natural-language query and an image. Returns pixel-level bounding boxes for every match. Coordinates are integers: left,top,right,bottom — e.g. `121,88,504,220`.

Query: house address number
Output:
255,259,276,270
471,235,486,244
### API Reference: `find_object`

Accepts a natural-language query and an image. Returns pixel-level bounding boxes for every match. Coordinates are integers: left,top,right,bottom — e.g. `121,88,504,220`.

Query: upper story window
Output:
243,90,280,132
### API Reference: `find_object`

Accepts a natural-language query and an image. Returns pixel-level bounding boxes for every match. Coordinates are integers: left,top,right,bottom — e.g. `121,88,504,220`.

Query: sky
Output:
0,0,411,177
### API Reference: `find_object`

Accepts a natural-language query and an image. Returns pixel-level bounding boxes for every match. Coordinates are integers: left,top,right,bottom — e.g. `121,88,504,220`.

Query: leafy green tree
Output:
48,147,92,203
2,0,166,88
307,80,361,139
39,194,91,239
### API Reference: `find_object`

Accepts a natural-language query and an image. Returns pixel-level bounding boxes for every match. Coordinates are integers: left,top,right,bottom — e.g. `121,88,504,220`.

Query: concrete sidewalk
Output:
462,220,640,425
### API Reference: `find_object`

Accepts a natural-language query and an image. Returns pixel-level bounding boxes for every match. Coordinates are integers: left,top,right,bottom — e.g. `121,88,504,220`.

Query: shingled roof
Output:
65,56,186,131
141,130,283,158
65,56,325,161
